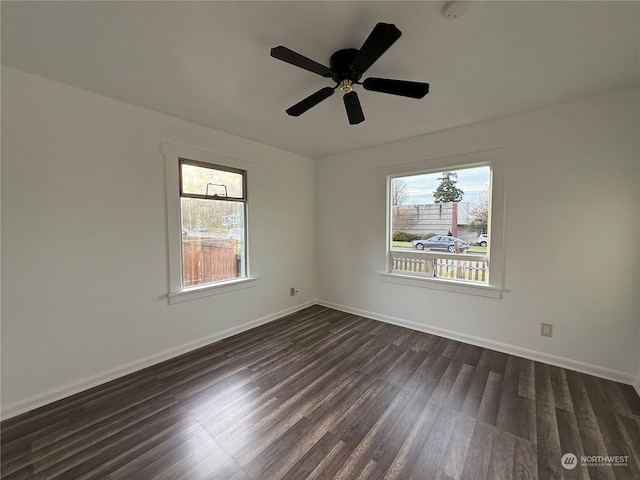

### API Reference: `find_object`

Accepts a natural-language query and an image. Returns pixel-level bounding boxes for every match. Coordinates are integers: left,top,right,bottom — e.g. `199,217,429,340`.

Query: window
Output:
163,143,256,303
179,160,246,287
379,149,506,298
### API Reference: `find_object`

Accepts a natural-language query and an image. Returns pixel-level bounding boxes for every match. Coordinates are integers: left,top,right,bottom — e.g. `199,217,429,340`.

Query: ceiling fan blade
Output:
343,91,365,125
362,77,429,99
286,87,335,116
351,23,402,74
270,46,332,78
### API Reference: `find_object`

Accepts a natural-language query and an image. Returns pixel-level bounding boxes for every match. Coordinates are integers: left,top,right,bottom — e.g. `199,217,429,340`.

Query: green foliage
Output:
392,232,437,242
420,233,437,240
433,172,464,203
392,231,420,242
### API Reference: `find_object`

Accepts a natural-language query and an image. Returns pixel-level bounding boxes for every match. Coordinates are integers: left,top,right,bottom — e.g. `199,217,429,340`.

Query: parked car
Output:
412,236,470,253
476,234,488,247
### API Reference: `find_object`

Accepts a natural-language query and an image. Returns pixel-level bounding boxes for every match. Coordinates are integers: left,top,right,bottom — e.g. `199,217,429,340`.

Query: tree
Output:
391,180,415,231
468,191,489,233
391,179,410,206
433,172,464,203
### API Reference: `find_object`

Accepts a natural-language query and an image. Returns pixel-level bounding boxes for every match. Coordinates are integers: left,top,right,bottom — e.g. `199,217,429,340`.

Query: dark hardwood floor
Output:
2,305,639,479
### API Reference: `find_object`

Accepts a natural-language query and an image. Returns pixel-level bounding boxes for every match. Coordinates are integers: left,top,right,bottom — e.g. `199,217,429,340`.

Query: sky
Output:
395,166,490,205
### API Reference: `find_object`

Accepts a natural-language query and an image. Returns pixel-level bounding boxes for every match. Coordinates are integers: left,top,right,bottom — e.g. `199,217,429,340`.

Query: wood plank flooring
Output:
2,305,639,479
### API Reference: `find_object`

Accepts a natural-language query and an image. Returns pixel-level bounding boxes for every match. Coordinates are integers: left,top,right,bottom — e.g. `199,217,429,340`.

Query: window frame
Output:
378,148,506,298
163,142,257,304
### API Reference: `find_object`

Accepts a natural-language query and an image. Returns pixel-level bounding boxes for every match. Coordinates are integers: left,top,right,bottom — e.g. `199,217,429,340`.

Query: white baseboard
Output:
1,300,316,420
4,299,637,420
317,300,639,388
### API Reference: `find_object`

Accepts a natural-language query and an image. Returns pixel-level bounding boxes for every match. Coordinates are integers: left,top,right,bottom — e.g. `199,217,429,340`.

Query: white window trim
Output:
378,148,507,298
162,142,257,304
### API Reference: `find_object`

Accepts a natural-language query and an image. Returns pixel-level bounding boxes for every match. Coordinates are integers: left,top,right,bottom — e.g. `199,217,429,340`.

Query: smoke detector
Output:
442,1,469,20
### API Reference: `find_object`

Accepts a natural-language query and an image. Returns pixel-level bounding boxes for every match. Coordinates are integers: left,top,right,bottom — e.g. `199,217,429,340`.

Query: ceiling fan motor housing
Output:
330,48,363,84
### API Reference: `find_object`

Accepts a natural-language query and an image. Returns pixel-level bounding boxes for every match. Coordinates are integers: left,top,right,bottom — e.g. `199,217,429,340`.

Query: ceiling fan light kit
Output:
270,22,430,125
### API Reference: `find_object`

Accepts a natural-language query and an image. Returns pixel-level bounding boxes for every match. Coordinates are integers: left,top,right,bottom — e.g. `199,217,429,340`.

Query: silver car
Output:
412,236,470,253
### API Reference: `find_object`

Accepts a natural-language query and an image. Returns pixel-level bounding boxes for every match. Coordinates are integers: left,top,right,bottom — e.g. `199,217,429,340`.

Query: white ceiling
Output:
2,1,639,159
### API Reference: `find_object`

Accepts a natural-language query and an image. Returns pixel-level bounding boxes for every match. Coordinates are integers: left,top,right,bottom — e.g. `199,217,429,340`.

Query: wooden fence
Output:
392,256,487,283
182,236,240,287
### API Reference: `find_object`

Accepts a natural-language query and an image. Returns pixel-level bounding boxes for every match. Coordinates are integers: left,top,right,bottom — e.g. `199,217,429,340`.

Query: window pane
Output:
390,165,491,284
181,162,244,199
180,198,245,287
391,166,490,250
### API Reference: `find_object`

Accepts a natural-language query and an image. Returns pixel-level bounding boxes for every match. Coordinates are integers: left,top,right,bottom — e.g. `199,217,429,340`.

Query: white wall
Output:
2,65,638,418
1,67,317,417
317,88,640,383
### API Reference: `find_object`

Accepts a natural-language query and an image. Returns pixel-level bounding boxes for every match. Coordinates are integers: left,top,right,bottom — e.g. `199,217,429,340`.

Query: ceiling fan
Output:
270,22,429,125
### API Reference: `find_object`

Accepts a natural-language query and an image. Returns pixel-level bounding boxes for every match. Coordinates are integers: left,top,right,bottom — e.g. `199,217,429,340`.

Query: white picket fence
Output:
392,255,488,283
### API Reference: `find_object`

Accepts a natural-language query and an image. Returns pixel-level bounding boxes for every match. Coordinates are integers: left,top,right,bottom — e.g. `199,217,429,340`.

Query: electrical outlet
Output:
541,323,553,337
290,287,297,297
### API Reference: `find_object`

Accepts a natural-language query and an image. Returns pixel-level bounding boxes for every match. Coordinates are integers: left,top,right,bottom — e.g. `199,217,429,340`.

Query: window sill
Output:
378,272,503,299
168,277,259,304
